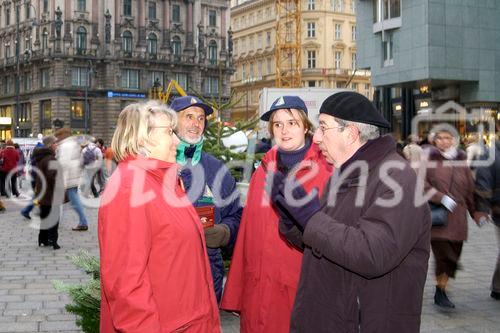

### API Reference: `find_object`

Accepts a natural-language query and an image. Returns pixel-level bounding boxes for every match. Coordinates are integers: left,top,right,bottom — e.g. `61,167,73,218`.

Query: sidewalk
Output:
0,196,499,332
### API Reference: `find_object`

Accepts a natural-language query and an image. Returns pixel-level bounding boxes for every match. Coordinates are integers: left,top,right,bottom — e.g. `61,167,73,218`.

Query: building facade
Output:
357,0,500,140
0,0,233,143
230,0,372,120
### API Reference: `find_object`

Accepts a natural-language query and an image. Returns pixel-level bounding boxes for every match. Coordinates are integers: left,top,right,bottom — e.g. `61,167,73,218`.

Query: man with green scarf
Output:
170,95,242,302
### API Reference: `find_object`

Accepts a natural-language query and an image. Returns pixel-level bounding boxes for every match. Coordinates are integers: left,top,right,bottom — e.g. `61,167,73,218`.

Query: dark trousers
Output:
431,240,463,278
0,171,19,197
38,205,60,246
0,171,6,196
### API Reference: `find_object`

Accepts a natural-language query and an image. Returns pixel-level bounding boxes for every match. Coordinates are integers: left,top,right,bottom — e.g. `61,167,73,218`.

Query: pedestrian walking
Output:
80,138,102,198
54,128,89,231
99,101,221,332
33,135,64,250
0,140,20,197
221,96,332,333
403,134,424,167
170,95,243,302
20,140,44,219
474,131,500,301
271,92,431,332
425,124,478,308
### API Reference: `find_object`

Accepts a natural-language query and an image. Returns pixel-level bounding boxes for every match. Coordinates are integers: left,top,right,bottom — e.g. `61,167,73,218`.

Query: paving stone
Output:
39,320,79,331
0,322,38,332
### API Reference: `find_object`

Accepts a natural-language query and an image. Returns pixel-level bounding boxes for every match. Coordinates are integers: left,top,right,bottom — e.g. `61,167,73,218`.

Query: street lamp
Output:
84,60,93,134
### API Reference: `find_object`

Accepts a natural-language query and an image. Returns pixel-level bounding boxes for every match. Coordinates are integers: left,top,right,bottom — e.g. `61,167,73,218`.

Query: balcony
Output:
73,48,98,57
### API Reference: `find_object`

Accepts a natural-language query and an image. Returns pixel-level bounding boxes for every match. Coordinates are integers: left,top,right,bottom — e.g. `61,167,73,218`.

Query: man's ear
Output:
345,126,360,146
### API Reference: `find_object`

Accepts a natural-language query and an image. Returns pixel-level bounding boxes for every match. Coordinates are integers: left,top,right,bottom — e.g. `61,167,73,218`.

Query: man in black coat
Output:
271,92,431,332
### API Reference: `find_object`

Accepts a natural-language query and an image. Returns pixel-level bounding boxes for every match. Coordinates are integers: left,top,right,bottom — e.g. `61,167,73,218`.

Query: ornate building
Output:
230,0,373,120
0,0,233,143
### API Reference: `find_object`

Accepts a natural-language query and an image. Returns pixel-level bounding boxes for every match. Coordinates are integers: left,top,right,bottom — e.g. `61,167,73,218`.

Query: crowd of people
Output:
1,91,499,332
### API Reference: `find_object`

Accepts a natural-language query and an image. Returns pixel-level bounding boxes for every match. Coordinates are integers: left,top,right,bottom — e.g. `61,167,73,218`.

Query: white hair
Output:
335,118,380,142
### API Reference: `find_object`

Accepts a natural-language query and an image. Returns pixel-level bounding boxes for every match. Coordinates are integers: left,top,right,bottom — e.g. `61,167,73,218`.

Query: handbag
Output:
428,169,454,227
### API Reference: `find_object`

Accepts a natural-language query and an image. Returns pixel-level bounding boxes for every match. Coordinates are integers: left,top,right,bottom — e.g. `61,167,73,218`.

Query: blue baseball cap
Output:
170,95,214,116
260,96,308,121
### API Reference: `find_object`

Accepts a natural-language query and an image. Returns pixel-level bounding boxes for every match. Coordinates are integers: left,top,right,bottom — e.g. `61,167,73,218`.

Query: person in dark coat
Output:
0,139,20,197
32,135,65,250
424,124,477,308
474,135,500,300
170,95,243,302
270,92,431,333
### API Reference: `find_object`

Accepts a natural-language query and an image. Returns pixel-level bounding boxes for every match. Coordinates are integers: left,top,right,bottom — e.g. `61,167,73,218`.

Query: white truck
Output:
258,87,349,136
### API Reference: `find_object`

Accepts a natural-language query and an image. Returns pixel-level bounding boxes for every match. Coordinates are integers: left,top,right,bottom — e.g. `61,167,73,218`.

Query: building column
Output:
137,0,146,46
402,88,415,139
91,0,99,45
63,0,71,41
114,0,121,44
185,0,194,50
162,0,170,49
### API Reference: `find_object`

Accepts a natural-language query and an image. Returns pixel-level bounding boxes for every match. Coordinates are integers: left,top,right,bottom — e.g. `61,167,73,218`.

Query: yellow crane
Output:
275,0,302,88
148,79,187,102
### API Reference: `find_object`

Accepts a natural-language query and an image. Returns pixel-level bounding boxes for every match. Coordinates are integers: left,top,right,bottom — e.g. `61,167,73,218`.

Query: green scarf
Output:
176,138,204,166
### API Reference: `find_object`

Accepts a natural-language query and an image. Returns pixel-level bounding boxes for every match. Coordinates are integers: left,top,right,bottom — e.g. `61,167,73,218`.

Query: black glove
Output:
204,224,230,248
273,182,321,230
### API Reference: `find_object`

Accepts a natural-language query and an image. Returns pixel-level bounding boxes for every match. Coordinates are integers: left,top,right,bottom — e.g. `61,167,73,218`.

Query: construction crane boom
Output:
275,0,302,88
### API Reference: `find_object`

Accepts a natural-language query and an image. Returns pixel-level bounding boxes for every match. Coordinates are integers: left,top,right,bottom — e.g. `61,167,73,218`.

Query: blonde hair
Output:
111,100,177,162
267,108,313,139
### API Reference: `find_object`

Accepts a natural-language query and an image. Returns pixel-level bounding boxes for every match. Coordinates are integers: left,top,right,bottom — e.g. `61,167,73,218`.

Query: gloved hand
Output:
273,181,321,230
440,195,457,212
204,224,230,248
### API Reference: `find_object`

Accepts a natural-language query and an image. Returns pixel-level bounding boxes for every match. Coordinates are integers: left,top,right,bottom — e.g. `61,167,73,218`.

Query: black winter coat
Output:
288,136,431,333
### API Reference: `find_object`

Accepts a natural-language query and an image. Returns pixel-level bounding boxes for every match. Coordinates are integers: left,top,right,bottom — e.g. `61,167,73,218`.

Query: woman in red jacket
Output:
98,101,221,333
221,96,332,332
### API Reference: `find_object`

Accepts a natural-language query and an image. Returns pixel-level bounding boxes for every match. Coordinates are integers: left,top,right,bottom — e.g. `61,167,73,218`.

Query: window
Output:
171,36,181,56
77,0,86,12
172,4,180,22
24,72,32,92
40,100,52,124
124,0,132,16
351,25,356,41
72,67,89,87
308,0,315,10
266,31,271,47
332,0,344,12
42,29,48,50
5,45,10,58
266,58,272,74
307,50,316,69
257,33,262,49
3,76,12,94
6,8,10,25
121,69,139,89
147,33,158,55
242,64,246,80
234,40,238,55
122,30,132,54
374,0,400,22
336,81,345,88
307,22,315,38
149,71,164,87
351,82,358,91
175,73,188,89
25,2,31,19
308,81,316,87
209,10,216,27
383,32,394,66
71,100,85,120
204,76,218,95
43,0,48,13
40,68,50,88
351,0,356,13
351,52,357,69
249,63,254,78
334,24,342,39
249,35,254,50
208,40,217,65
19,103,31,123
258,61,263,77
334,51,342,68
76,26,87,53
148,2,156,20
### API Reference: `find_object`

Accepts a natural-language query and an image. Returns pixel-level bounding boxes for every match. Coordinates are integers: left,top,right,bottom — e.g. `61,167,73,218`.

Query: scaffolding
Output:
275,0,302,88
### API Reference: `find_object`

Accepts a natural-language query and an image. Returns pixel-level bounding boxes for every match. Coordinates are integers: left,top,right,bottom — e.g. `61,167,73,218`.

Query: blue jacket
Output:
475,141,500,226
179,152,242,301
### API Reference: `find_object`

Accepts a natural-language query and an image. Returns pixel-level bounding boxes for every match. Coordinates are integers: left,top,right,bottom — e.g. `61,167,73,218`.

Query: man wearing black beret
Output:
271,91,431,332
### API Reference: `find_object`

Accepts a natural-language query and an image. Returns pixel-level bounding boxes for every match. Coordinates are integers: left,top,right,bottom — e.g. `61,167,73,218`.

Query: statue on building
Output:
227,27,233,57
198,24,206,63
55,6,63,39
104,10,112,44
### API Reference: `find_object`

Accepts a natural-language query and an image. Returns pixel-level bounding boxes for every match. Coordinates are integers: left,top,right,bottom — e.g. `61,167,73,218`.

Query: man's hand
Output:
273,181,321,230
473,211,491,228
204,224,230,248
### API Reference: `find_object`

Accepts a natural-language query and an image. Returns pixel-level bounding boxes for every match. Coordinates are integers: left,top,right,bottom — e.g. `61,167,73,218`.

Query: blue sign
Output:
107,91,146,99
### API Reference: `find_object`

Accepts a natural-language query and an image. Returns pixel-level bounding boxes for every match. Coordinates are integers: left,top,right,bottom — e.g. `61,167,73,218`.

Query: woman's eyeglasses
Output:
151,126,175,136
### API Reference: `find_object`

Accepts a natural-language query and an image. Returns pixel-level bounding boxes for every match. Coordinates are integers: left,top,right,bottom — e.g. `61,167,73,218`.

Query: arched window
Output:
76,26,87,53
208,40,217,65
122,30,133,54
42,28,48,50
147,33,157,56
171,36,181,56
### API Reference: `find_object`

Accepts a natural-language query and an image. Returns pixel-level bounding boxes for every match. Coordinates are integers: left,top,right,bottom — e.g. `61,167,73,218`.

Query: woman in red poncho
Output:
98,101,220,333
221,96,332,332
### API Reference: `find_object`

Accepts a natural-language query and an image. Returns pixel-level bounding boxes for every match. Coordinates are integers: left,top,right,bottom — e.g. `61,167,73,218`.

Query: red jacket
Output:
221,144,332,333
0,146,20,172
98,156,221,333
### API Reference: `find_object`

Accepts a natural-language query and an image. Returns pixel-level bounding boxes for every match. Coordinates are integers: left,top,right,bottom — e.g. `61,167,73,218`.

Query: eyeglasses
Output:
317,125,344,135
151,126,175,136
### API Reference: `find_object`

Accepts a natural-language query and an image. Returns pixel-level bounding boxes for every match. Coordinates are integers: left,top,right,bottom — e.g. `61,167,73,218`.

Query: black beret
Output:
319,91,391,128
